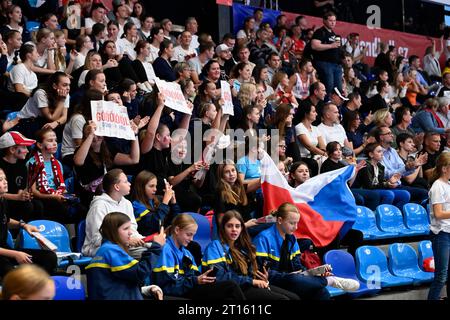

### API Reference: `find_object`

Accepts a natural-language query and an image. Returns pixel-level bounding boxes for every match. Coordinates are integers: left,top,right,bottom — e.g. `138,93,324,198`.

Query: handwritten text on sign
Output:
155,78,192,114
91,100,135,140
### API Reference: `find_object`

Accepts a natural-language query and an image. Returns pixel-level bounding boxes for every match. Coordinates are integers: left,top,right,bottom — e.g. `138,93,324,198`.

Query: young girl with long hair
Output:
253,203,359,300
202,210,299,300
132,170,181,236
152,213,245,300
86,212,165,300
427,152,450,300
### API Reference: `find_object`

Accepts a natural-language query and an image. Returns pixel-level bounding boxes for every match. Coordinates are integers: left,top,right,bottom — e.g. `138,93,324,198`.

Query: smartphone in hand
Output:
209,266,219,277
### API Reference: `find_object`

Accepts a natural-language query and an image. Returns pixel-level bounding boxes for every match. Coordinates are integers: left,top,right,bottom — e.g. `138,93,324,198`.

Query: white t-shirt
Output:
85,17,109,31
445,39,450,61
18,89,70,119
149,44,159,63
171,45,196,63
8,63,38,93
429,179,450,234
61,114,86,157
295,122,322,158
317,123,347,146
73,53,86,71
188,56,205,75
116,38,137,60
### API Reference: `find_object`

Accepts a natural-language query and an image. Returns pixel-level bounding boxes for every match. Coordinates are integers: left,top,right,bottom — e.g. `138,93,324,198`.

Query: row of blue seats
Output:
325,241,434,298
353,204,430,240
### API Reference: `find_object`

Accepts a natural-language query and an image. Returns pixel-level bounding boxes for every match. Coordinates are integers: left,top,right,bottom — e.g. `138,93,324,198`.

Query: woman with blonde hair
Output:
427,152,450,300
32,28,57,74
0,265,55,300
373,108,393,128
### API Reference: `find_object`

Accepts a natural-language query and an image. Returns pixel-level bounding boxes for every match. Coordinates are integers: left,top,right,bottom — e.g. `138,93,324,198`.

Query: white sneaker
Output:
330,277,360,292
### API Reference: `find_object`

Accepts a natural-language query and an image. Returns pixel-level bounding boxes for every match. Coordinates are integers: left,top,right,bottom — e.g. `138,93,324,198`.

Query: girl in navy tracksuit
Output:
132,170,181,236
86,212,164,300
152,213,244,300
202,210,299,300
253,203,360,300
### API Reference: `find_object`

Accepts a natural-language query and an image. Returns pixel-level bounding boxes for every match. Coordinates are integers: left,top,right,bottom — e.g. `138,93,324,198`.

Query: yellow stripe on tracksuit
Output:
201,257,232,267
256,252,280,261
153,264,199,273
135,209,150,222
86,259,139,272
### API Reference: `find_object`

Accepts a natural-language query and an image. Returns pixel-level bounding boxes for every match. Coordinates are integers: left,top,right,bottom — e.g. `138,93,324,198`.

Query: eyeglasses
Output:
380,132,393,136
278,144,287,149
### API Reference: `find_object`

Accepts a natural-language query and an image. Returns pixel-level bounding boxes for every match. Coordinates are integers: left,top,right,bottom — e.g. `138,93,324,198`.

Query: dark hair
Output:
100,212,131,252
342,110,360,131
150,26,164,42
132,170,160,211
218,210,257,276
230,62,248,79
202,59,220,77
371,125,389,143
35,128,55,144
396,132,414,147
198,41,215,54
134,39,148,54
309,81,322,97
364,142,381,158
92,23,106,37
289,161,309,175
296,103,315,122
252,64,268,84
408,55,419,65
323,11,337,20
295,15,305,25
18,43,35,62
222,32,235,42
158,39,173,57
38,71,70,111
85,69,104,88
394,106,410,125
119,78,136,95
326,141,341,156
103,168,124,194
122,22,136,39
376,80,388,93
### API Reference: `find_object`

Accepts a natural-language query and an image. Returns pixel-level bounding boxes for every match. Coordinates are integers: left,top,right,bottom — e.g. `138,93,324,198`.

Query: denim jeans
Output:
270,272,330,300
374,189,411,210
428,231,450,300
314,60,343,100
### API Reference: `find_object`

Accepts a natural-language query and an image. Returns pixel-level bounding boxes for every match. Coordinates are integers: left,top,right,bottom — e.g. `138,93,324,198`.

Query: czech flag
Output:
261,152,357,247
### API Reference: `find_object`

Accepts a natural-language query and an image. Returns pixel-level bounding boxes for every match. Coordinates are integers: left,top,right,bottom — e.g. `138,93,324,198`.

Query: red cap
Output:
0,131,36,149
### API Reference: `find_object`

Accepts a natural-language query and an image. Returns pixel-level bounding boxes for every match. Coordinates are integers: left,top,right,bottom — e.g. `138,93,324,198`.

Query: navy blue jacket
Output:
86,240,161,300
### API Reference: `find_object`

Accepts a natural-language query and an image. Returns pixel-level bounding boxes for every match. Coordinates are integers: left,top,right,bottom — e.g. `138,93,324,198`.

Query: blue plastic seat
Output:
7,230,14,248
186,212,211,253
51,276,86,300
326,286,346,298
324,250,380,298
388,243,434,284
65,176,75,194
402,203,430,235
6,111,19,122
353,206,399,240
76,220,87,253
26,21,40,33
375,204,424,236
18,220,91,268
418,240,433,272
356,245,414,287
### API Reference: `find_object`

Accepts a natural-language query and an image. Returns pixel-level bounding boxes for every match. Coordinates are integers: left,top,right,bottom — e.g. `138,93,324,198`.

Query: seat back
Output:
51,276,86,300
19,220,71,252
388,243,419,274
186,212,211,252
356,245,390,277
76,220,87,252
402,203,429,229
323,250,356,278
7,230,14,248
375,204,405,231
353,206,371,230
418,240,433,270
6,111,19,122
26,21,40,33
65,176,75,194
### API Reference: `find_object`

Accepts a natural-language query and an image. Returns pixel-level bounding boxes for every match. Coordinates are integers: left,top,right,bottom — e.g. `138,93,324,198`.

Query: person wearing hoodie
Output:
82,168,145,258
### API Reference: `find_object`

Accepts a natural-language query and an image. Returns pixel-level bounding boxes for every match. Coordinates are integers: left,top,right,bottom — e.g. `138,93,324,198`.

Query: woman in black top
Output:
0,168,57,278
153,39,176,82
